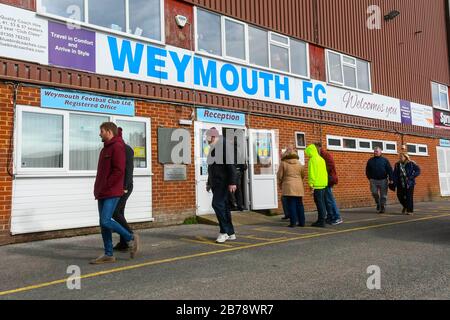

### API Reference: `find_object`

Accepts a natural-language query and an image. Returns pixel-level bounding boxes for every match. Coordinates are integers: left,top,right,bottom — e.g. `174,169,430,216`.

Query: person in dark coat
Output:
366,147,393,213
91,122,139,264
392,152,421,215
206,127,238,243
112,128,135,251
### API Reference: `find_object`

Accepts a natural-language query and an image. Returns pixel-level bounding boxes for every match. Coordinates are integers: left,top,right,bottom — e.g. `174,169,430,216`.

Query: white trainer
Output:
216,233,230,243
228,234,237,241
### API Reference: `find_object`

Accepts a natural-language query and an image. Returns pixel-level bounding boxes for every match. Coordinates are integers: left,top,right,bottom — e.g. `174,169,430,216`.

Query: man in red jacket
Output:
315,143,343,225
91,122,139,264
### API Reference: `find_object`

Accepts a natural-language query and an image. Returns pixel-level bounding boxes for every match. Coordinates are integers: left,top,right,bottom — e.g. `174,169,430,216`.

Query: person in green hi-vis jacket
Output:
305,144,328,228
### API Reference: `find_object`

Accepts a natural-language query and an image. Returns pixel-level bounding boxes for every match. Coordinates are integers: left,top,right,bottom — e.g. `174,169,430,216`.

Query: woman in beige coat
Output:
277,151,306,227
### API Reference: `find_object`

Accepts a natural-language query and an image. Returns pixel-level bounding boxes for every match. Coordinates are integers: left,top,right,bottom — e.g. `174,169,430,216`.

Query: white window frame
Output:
194,7,310,80
115,115,152,175
36,0,165,45
15,105,152,177
325,49,372,94
295,132,306,149
16,106,68,175
406,143,429,157
222,16,248,62
268,31,290,73
326,135,397,154
431,82,450,111
358,138,372,151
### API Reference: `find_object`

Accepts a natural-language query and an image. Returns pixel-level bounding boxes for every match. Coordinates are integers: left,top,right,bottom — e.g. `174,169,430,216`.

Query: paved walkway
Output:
0,201,449,299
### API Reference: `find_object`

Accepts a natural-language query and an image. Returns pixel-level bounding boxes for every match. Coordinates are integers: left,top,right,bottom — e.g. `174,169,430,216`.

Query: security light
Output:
384,10,400,21
175,15,188,28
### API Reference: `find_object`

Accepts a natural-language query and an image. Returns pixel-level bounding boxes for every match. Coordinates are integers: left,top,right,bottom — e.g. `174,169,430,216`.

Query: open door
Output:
248,129,279,210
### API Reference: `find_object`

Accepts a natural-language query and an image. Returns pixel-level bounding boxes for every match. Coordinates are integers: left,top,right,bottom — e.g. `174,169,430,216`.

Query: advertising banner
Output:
0,4,436,128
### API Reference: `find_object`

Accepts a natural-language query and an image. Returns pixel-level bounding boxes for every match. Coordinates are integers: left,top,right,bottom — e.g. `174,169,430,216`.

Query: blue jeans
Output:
313,189,327,223
324,187,341,221
98,197,134,257
212,185,235,235
282,196,289,218
285,196,305,226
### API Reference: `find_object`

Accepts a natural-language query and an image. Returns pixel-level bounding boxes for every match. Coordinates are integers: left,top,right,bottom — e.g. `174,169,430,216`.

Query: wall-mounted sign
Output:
197,108,246,126
41,88,135,116
435,110,450,129
48,21,96,72
0,4,436,128
164,164,187,181
440,139,450,147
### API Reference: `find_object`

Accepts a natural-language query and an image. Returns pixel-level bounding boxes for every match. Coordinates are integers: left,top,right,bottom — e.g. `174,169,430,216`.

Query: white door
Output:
437,147,450,196
194,122,249,215
248,129,279,210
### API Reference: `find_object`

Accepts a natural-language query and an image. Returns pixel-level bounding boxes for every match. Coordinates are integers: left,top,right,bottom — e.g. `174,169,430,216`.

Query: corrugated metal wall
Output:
183,0,450,106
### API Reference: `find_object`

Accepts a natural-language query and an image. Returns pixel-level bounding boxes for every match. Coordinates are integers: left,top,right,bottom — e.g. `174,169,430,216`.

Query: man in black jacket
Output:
366,147,393,213
113,128,135,251
206,127,238,243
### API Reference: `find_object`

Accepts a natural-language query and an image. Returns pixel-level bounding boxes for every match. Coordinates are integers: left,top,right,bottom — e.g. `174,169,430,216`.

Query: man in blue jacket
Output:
366,147,393,213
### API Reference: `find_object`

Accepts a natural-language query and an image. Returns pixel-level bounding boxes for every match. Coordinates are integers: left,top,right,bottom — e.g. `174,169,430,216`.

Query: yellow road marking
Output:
252,227,319,236
1,213,449,297
180,237,233,248
241,235,287,241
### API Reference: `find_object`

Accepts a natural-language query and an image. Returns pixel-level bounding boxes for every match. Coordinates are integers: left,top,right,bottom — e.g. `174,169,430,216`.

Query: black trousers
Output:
113,184,133,244
397,185,414,213
212,184,235,236
229,170,244,210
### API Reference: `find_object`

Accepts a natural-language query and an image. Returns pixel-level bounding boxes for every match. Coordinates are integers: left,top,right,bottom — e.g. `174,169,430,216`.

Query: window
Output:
196,8,309,78
343,138,357,150
38,0,164,42
197,9,222,56
270,32,289,73
431,82,449,110
116,119,148,168
295,132,306,149
40,0,85,21
70,114,108,170
326,50,371,92
21,112,64,169
224,18,246,60
249,26,269,68
359,140,371,150
372,141,383,150
290,39,308,77
89,0,126,32
327,135,397,154
16,106,151,175
406,143,428,156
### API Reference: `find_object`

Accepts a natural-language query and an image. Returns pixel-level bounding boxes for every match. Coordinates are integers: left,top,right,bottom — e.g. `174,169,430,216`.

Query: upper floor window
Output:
38,0,164,43
326,50,371,92
431,82,449,111
196,8,309,78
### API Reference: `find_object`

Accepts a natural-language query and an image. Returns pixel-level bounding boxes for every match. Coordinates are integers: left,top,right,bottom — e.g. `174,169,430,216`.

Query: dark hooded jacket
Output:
320,149,338,187
207,136,238,189
94,130,126,200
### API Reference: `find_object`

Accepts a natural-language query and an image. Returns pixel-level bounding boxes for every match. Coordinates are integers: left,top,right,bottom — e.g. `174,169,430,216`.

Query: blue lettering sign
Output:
108,36,143,74
194,57,218,88
147,46,168,80
242,68,258,96
220,64,240,92
169,51,191,83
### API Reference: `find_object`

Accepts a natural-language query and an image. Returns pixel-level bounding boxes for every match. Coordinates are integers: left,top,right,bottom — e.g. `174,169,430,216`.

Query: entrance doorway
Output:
194,122,279,215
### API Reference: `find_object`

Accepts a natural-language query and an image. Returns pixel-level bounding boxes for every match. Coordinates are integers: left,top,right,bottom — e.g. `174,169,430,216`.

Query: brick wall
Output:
0,0,35,11
0,83,446,245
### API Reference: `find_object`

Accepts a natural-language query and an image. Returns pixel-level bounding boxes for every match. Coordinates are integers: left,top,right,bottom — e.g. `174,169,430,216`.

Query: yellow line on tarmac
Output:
180,238,233,248
241,235,287,241
0,213,449,297
252,227,319,236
